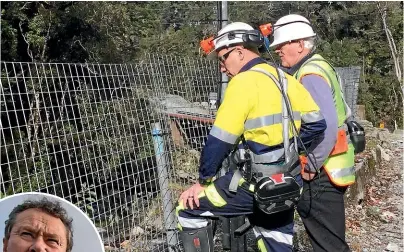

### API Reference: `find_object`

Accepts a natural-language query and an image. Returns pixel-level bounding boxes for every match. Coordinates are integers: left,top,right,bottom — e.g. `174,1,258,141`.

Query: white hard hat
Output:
208,22,255,59
269,14,316,48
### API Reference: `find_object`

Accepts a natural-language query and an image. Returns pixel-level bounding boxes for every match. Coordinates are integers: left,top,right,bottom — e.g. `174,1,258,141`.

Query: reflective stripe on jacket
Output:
198,59,326,180
294,54,355,187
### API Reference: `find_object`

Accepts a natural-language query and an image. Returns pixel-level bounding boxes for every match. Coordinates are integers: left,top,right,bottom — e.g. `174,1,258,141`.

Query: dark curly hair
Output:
4,197,74,252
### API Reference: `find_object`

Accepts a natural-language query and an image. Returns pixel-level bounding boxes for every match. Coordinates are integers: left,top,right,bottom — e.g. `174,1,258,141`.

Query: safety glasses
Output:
275,40,302,51
218,48,236,64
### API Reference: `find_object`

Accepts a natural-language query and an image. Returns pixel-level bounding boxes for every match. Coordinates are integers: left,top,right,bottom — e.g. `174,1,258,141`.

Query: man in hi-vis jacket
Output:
270,14,355,252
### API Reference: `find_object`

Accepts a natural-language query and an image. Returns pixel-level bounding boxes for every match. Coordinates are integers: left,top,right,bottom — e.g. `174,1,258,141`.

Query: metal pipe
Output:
216,2,233,250
219,3,247,251
220,0,229,105
152,122,178,252
218,1,228,178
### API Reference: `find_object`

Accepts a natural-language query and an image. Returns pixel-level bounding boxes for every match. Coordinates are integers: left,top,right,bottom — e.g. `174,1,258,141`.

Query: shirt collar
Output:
239,57,268,73
284,52,315,75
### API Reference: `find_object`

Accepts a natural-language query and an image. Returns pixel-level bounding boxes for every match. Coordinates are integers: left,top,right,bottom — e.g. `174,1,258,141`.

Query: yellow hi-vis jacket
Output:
294,54,355,187
199,58,327,181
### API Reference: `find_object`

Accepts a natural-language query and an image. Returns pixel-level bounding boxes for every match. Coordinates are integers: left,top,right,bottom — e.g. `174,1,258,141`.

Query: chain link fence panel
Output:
335,66,361,119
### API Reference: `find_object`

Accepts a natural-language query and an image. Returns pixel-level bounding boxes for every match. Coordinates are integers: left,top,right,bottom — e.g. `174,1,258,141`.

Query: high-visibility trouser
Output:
176,171,296,252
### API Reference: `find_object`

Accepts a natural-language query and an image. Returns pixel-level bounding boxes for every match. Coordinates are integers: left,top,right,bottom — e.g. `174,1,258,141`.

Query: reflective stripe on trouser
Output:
254,225,294,252
323,143,355,187
176,171,295,251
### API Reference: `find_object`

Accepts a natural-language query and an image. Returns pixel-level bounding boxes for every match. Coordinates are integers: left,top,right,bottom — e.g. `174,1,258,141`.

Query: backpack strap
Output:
249,67,299,159
228,67,300,193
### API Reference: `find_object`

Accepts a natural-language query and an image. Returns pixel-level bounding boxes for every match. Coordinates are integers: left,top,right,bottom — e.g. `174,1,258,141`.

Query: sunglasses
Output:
276,40,302,50
218,48,236,63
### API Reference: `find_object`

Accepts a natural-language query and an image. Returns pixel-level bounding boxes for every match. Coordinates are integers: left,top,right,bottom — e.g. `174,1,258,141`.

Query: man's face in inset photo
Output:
3,208,68,252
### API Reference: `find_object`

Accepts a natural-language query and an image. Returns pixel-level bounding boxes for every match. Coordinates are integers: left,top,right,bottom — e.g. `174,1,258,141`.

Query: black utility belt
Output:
228,158,301,194
249,162,301,180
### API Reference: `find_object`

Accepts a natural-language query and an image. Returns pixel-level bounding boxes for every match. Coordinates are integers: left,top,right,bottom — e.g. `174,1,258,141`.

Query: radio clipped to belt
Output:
347,120,366,154
329,121,366,156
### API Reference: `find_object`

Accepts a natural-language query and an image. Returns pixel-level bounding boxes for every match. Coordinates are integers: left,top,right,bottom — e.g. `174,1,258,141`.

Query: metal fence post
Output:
152,122,178,252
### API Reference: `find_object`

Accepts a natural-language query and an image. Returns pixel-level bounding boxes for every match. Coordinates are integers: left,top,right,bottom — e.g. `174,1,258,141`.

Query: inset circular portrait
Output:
0,192,105,252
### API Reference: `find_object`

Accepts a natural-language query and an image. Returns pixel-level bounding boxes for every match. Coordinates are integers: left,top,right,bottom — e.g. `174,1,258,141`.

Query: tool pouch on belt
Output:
228,146,302,216
252,153,302,215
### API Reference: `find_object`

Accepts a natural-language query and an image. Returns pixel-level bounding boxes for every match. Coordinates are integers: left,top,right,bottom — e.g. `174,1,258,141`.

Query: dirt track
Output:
346,134,403,252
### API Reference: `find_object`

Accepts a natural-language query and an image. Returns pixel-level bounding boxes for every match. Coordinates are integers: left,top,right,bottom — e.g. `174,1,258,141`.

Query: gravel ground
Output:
346,136,403,252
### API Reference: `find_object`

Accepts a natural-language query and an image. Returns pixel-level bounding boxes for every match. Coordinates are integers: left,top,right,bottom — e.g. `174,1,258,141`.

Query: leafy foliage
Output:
2,1,401,126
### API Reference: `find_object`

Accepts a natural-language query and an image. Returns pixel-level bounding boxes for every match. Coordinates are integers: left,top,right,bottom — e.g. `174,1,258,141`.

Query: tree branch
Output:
377,3,402,85
73,39,88,52
73,39,98,62
40,11,52,62
19,21,34,62
31,93,40,162
20,2,30,11
48,80,69,136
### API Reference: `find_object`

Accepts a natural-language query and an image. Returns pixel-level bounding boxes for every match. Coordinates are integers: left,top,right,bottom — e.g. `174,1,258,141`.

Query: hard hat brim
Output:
269,39,282,48
269,34,317,48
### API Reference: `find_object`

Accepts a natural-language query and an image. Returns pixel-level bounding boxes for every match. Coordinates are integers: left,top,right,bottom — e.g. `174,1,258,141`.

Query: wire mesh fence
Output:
0,56,360,251
335,66,361,119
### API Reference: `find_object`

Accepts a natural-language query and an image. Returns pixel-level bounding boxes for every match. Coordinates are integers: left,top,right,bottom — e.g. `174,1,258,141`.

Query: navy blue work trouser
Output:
176,171,299,252
297,168,350,252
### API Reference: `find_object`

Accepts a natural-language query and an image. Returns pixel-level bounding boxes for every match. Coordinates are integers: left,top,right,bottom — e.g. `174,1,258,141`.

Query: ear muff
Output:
241,30,265,47
208,30,265,53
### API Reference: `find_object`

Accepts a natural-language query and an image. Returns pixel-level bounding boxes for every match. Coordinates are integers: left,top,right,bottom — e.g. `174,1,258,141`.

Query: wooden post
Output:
169,119,185,147
356,105,366,120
